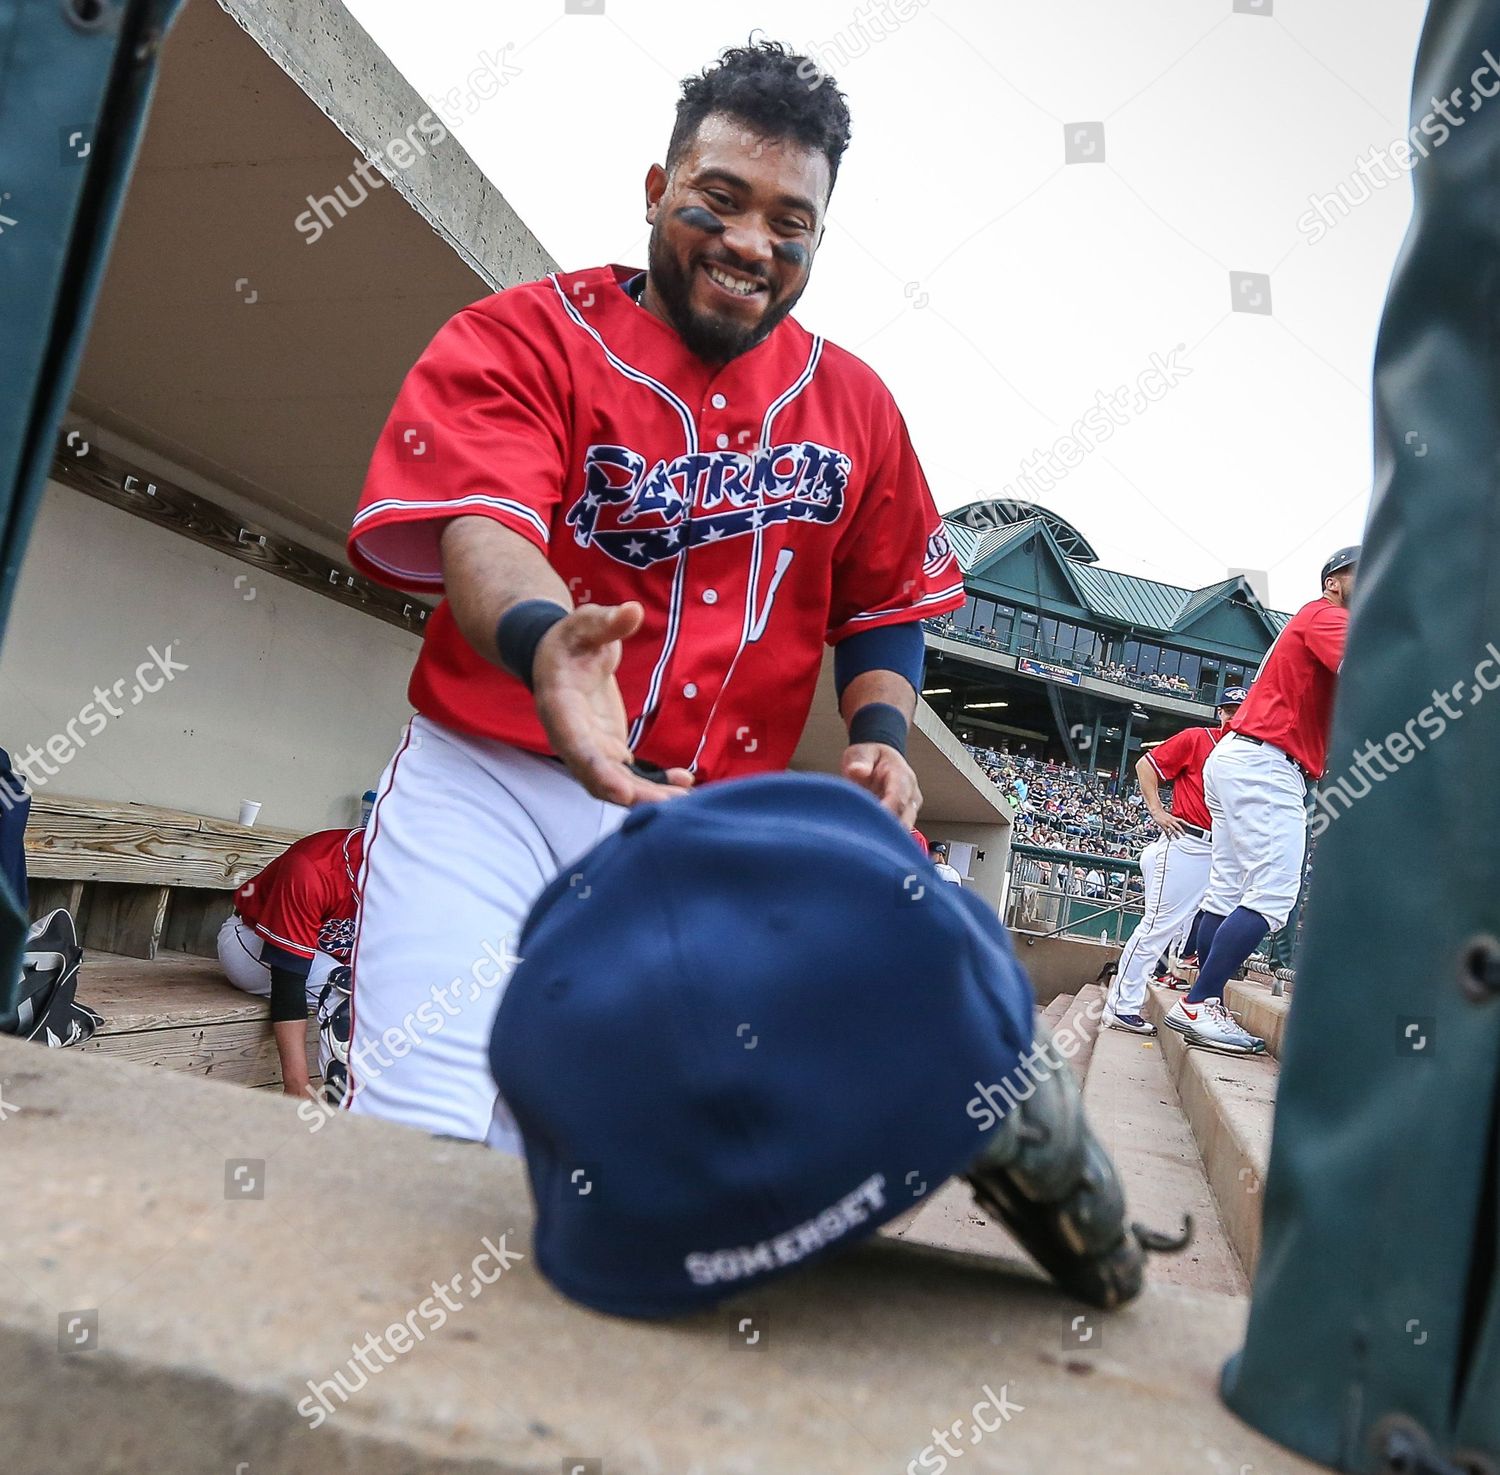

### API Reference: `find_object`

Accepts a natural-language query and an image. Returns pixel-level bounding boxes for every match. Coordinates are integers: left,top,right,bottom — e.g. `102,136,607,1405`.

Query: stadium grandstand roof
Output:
941,509,1292,636
944,500,1100,563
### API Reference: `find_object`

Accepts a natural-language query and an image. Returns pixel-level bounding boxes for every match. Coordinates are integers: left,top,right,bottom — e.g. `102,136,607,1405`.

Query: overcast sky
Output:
344,0,1428,612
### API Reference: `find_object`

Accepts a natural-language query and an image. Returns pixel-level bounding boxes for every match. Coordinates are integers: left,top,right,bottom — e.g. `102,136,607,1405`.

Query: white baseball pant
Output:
345,715,626,1150
1107,830,1212,1016
216,914,342,1003
1200,732,1308,932
215,914,343,1080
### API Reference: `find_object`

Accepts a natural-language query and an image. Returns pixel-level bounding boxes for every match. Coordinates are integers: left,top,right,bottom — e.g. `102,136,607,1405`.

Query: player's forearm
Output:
838,668,916,725
273,1018,311,1096
440,516,573,669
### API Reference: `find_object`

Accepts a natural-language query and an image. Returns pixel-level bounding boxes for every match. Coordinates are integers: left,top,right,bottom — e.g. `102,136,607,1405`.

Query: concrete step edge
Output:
1224,977,1291,1060
1053,983,1105,1086
1144,987,1279,1280
1039,992,1074,1025
0,1033,1325,1475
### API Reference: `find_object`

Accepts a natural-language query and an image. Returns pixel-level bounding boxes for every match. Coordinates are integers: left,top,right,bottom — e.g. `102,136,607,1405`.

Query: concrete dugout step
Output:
1083,1019,1248,1298
0,1036,1322,1474
1144,986,1279,1279
1224,976,1292,1060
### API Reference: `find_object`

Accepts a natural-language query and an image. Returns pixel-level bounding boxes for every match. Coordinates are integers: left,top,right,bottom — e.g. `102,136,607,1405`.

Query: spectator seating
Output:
964,747,1156,863
924,616,1204,701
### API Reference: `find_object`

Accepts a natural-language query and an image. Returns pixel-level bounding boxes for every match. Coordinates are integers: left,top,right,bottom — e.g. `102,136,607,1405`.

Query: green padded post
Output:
0,0,184,1008
1223,3,1500,1470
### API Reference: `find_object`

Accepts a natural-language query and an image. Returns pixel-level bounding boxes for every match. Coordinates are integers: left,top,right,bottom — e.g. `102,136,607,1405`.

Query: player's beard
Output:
646,219,805,366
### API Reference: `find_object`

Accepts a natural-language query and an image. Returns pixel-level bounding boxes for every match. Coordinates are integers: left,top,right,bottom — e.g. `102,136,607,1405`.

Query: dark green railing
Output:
1004,842,1144,945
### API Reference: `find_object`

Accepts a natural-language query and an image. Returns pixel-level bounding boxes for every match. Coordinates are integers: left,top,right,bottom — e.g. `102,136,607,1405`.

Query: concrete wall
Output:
0,482,419,833
1008,932,1122,1007
924,820,1009,910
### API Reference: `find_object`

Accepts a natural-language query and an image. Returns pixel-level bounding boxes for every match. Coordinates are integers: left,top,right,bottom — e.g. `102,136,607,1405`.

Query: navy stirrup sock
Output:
1187,907,1270,1003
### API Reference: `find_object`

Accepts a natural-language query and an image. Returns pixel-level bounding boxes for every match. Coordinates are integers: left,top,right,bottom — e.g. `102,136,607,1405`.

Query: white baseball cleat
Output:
1164,997,1266,1055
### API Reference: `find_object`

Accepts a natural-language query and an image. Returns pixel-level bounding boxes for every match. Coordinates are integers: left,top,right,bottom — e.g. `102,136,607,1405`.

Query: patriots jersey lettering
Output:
349,264,965,781
568,441,850,567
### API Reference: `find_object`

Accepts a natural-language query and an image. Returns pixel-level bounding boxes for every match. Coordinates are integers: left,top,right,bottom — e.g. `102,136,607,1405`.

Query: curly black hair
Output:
666,40,853,195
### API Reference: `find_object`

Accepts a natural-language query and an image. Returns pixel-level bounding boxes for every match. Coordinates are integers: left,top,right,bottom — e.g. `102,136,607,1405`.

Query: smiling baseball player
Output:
1102,688,1247,1035
345,42,964,1145
1165,547,1357,1053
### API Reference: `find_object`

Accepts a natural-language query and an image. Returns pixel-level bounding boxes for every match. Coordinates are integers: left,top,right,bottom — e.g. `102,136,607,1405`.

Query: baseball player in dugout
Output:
217,827,363,1099
1163,546,1359,1055
1102,686,1248,1037
346,43,967,1146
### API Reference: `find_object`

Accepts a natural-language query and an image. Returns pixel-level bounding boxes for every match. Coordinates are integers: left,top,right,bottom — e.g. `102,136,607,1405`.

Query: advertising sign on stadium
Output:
1018,657,1082,687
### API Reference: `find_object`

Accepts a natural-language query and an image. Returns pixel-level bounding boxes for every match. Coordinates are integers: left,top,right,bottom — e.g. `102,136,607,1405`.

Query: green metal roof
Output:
1068,560,1191,630
942,515,1292,637
1173,577,1241,627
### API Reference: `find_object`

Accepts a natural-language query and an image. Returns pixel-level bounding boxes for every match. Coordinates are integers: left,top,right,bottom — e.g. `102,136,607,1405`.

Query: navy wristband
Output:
496,600,568,690
847,701,908,755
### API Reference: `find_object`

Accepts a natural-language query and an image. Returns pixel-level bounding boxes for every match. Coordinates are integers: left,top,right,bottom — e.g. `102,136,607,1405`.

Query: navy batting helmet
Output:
1320,545,1360,585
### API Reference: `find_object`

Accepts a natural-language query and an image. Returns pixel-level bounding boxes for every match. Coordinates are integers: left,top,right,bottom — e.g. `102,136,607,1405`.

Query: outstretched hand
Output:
532,602,694,808
842,742,922,827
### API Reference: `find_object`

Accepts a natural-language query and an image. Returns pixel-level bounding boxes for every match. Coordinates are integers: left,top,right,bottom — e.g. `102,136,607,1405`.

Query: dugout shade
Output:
0,0,184,1011
1222,2,1500,1469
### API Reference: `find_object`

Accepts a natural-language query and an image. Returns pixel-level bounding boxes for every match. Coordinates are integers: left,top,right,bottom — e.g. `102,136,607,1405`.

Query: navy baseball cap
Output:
1320,545,1360,584
491,772,1036,1319
1220,687,1250,705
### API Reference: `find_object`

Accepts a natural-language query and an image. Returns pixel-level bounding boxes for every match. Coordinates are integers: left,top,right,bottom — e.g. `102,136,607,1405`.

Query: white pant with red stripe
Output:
346,715,626,1149
216,914,342,1003
1106,831,1212,1016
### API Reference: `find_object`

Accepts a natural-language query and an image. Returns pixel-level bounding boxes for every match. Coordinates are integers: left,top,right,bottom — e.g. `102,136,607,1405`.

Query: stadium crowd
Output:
963,743,1157,864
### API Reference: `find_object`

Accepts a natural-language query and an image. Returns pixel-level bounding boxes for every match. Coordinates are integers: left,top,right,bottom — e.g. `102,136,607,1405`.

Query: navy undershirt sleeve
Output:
260,941,312,978
833,622,926,700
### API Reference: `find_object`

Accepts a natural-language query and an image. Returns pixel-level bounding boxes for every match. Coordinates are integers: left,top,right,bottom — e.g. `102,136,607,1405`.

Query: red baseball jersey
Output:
234,828,365,963
1232,596,1349,778
348,265,964,782
1147,725,1227,831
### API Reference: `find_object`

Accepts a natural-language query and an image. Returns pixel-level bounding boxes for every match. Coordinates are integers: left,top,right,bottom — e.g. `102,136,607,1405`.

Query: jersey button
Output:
683,682,698,699
715,433,730,449
702,589,718,605
711,393,728,409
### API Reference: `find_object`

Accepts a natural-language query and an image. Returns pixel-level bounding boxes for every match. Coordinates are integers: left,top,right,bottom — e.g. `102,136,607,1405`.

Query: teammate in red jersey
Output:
1165,547,1358,1054
1103,688,1245,1035
344,43,964,1144
217,827,364,1097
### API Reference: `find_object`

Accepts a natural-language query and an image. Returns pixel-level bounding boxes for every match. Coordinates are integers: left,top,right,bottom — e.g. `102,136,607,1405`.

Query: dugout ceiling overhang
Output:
64,0,555,562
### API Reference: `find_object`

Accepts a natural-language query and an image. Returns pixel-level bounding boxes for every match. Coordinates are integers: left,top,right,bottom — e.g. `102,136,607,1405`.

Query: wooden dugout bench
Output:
24,793,299,958
22,793,320,1089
